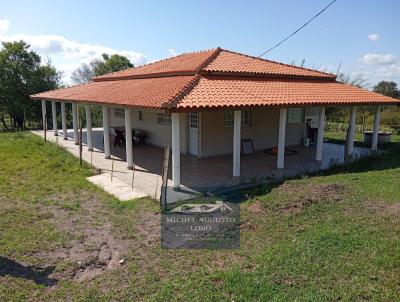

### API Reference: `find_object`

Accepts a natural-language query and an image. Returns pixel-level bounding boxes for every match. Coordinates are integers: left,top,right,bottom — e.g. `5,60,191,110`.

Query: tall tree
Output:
71,53,133,84
0,41,61,129
373,81,400,99
71,53,134,127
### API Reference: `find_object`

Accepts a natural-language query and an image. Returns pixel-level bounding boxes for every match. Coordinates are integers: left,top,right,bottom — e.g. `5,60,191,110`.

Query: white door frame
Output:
188,112,200,156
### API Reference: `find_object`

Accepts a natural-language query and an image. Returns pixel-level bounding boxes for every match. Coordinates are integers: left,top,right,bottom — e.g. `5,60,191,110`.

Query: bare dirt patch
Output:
35,193,130,282
241,201,266,231
246,200,266,214
364,200,400,217
280,183,346,215
132,211,160,246
240,219,256,231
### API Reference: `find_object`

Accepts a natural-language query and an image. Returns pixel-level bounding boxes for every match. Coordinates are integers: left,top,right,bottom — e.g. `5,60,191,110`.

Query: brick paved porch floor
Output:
33,128,373,200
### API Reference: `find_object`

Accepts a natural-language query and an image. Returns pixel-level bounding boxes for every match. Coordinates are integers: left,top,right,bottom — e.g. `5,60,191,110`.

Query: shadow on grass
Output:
0,256,57,287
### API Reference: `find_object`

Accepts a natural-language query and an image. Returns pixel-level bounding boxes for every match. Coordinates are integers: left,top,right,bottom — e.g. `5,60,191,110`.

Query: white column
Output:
277,108,287,169
72,103,79,145
316,107,325,161
371,105,381,151
102,106,111,159
172,112,181,189
233,110,241,179
347,106,357,156
85,104,93,151
41,100,46,130
51,101,58,136
60,102,68,140
125,108,133,169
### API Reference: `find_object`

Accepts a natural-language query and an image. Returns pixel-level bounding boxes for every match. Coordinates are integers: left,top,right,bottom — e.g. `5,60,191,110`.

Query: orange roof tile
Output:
93,48,335,81
93,48,219,81
176,76,398,110
32,76,197,108
31,47,400,109
203,49,336,79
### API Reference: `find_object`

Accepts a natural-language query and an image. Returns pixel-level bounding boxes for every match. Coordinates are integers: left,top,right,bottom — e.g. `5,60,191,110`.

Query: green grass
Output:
1,132,400,301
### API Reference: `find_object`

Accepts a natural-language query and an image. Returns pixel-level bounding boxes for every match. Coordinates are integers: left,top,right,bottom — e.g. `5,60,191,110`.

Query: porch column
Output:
125,108,133,169
72,103,79,145
316,107,325,161
60,102,68,140
347,106,357,156
371,105,381,151
102,106,111,159
51,101,58,136
172,112,181,189
233,110,241,179
85,104,93,151
41,100,46,130
277,108,287,169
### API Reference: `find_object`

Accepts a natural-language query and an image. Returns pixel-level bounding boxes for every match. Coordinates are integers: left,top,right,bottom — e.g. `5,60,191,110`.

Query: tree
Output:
71,53,133,84
71,53,134,127
373,81,400,99
336,72,368,88
0,41,62,129
94,54,133,75
70,60,99,84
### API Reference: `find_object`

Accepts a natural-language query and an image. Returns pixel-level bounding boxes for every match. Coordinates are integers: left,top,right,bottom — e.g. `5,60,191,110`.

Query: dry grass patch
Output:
277,182,346,215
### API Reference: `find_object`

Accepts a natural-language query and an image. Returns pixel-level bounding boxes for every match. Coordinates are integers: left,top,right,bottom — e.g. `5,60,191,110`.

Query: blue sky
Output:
1,0,399,86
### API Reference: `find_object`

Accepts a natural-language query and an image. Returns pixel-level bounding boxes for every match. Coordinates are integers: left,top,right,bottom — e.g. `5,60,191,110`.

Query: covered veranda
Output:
37,100,382,192
32,121,372,200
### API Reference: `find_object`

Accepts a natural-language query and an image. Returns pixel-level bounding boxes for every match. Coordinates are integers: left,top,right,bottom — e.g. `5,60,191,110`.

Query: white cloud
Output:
358,53,396,65
0,17,148,83
0,33,148,66
0,17,10,35
368,33,380,42
168,48,178,57
355,53,400,85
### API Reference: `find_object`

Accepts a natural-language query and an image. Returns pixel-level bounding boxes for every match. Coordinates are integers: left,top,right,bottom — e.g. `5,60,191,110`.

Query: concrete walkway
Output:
32,129,198,203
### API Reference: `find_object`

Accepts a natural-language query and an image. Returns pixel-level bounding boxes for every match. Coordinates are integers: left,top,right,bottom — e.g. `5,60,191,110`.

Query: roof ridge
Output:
93,48,219,81
162,75,202,109
196,47,222,71
217,48,336,78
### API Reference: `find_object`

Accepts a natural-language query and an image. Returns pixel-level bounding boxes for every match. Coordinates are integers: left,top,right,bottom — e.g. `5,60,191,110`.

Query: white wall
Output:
107,106,311,158
109,107,188,153
200,108,306,157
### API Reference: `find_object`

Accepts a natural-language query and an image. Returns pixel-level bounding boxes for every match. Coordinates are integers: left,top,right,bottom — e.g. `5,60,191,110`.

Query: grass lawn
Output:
0,132,400,301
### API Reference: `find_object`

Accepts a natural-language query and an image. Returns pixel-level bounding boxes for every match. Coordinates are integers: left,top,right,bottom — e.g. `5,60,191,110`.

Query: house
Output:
31,48,399,193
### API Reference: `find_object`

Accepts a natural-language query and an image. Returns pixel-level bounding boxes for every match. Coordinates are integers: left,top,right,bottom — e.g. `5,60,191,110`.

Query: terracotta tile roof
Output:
93,47,334,81
203,49,336,79
31,47,400,109
32,76,197,108
176,76,398,109
93,48,219,81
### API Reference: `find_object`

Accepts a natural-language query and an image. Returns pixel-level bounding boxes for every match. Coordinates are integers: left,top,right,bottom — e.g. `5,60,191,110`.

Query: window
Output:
138,111,143,121
287,108,304,124
242,110,252,127
157,112,171,125
114,108,124,118
223,110,252,128
189,112,198,128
